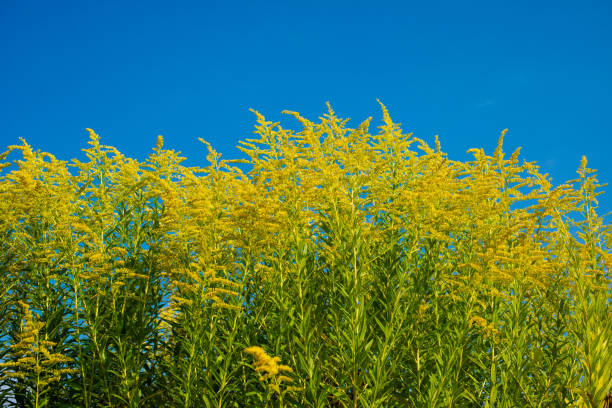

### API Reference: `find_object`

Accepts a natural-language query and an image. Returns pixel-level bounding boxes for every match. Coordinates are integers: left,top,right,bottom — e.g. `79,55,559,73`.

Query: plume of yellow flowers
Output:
243,346,300,395
469,315,501,339
0,302,76,388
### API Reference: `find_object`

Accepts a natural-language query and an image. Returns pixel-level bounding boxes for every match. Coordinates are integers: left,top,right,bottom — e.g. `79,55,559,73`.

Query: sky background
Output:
1,0,611,217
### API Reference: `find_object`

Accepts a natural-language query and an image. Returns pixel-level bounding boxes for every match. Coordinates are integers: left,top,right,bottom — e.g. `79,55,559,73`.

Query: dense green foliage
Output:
0,104,610,407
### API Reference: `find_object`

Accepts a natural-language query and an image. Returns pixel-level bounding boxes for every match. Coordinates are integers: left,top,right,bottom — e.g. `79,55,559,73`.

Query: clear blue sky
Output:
1,0,611,217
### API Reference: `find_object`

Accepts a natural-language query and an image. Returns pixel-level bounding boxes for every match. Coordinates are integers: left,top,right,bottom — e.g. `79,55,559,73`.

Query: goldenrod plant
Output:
0,301,76,407
244,346,300,406
0,102,609,407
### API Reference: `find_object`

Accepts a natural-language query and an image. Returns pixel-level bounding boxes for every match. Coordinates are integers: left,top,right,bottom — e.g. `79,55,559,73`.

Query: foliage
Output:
0,102,610,407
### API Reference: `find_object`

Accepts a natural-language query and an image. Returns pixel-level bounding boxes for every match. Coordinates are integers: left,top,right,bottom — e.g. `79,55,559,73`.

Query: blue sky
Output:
1,0,611,217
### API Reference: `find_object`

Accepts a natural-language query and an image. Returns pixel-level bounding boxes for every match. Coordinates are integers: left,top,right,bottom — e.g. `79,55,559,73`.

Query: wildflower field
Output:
0,103,610,407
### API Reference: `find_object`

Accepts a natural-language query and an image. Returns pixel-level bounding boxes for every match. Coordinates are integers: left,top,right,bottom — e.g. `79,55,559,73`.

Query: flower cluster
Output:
244,346,300,395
